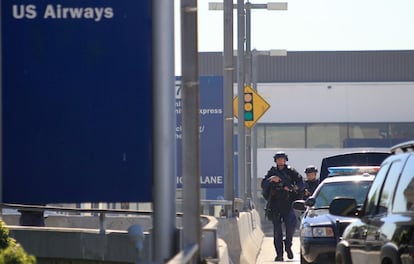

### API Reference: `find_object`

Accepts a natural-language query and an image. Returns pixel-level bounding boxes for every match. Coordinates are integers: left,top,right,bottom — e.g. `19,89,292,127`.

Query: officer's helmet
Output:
304,165,318,174
273,151,288,161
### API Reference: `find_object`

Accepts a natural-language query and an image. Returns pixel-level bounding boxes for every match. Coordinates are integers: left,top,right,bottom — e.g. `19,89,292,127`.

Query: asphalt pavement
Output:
255,197,303,263
256,213,301,264
256,235,301,264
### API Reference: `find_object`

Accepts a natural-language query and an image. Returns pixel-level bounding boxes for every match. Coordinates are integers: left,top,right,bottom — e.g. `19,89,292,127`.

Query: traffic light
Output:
244,92,254,121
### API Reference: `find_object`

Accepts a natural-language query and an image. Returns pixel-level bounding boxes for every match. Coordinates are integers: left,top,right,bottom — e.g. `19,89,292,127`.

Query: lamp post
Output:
244,1,287,203
209,1,287,208
209,0,235,215
251,49,287,204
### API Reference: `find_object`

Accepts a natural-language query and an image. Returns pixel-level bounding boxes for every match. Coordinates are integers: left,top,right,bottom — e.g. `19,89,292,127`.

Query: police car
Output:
293,166,379,264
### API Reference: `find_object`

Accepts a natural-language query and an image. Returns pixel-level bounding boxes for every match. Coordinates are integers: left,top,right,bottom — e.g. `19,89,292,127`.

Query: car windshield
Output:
313,181,372,208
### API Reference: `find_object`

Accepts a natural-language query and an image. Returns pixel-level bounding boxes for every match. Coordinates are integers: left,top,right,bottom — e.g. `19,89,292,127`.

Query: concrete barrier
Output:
217,209,264,264
3,210,262,264
216,238,231,264
4,213,231,264
8,226,138,263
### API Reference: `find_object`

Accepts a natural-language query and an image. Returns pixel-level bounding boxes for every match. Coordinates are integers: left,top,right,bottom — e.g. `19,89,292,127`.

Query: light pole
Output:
251,49,287,204
244,1,287,203
209,1,287,209
181,0,201,262
209,0,235,215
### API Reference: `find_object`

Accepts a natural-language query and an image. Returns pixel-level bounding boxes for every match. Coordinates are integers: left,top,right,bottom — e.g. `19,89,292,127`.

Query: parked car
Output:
332,140,414,264
293,172,376,264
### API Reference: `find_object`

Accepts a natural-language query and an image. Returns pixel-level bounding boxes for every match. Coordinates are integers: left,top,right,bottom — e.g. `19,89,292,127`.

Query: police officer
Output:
303,165,320,199
261,151,304,261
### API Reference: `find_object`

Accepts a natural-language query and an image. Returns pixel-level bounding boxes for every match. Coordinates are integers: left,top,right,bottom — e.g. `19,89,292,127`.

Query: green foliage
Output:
0,221,36,264
0,221,10,250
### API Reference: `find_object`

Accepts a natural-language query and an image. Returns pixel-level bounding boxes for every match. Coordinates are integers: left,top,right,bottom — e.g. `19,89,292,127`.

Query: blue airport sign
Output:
1,1,153,203
176,76,224,188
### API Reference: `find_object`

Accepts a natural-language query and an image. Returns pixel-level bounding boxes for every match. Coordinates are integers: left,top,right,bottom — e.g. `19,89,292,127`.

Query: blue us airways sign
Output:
1,1,152,203
176,76,224,188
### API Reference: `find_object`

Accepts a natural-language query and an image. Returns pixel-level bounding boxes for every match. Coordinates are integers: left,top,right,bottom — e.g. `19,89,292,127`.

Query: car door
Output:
363,159,403,264
390,155,414,264
348,161,392,264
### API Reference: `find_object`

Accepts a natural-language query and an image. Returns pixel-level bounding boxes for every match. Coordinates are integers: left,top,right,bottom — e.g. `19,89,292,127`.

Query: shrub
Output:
0,221,36,264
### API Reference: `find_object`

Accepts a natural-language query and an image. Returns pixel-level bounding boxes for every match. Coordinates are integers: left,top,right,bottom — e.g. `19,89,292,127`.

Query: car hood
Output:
303,208,357,227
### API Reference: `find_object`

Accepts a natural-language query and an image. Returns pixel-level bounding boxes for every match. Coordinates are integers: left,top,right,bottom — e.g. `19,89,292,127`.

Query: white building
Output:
200,50,414,179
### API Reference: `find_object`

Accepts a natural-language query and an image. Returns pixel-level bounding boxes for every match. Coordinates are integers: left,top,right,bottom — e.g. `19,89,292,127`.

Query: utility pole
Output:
244,1,287,202
181,0,201,263
223,0,235,214
237,0,246,202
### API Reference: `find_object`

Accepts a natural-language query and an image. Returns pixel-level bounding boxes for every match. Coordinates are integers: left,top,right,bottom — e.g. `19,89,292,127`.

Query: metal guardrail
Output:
2,198,246,219
176,198,247,217
167,244,199,264
1,202,228,264
1,203,154,234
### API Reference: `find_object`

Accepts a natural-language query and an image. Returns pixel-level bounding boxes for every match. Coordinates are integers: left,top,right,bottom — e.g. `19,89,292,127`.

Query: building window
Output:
306,124,347,148
349,123,388,139
256,126,265,148
257,122,414,149
263,124,305,148
389,123,414,139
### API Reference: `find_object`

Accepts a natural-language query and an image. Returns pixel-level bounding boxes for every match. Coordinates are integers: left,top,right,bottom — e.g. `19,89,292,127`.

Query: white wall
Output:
256,82,414,123
245,82,410,182
257,147,389,180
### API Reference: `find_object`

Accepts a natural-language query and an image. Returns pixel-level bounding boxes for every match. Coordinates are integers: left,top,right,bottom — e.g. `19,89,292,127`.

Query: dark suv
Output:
331,140,414,264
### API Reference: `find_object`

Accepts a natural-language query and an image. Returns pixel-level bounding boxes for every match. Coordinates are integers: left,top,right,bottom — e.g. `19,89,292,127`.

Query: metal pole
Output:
245,1,253,202
181,0,201,262
237,0,246,202
0,0,2,206
152,0,176,261
223,0,235,213
252,50,259,204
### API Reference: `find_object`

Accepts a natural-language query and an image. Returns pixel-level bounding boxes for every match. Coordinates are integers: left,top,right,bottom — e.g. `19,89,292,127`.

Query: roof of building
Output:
199,50,414,82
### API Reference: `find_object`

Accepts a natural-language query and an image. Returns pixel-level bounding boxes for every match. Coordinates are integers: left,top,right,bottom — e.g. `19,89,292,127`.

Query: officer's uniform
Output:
261,153,304,261
303,165,320,199
304,178,320,199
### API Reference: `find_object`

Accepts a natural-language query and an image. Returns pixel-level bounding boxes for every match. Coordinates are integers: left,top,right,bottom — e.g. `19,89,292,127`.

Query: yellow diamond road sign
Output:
233,85,271,128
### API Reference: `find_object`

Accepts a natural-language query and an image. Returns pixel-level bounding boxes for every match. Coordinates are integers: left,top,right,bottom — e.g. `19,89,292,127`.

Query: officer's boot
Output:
284,239,293,259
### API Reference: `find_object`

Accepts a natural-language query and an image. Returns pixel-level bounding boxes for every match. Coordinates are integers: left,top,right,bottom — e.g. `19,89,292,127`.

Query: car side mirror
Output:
305,197,315,207
329,197,358,217
292,200,306,211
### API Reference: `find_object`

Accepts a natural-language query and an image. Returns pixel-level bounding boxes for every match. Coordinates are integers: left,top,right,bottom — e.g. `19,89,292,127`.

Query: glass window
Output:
378,160,403,214
364,161,391,216
256,125,265,148
307,124,347,148
389,123,414,139
349,123,388,139
393,155,414,212
264,124,305,148
314,181,372,208
256,122,414,149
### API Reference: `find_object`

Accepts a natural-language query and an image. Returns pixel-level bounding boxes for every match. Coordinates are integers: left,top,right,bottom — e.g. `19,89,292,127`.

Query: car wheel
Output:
300,250,311,264
336,243,352,264
381,245,402,264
